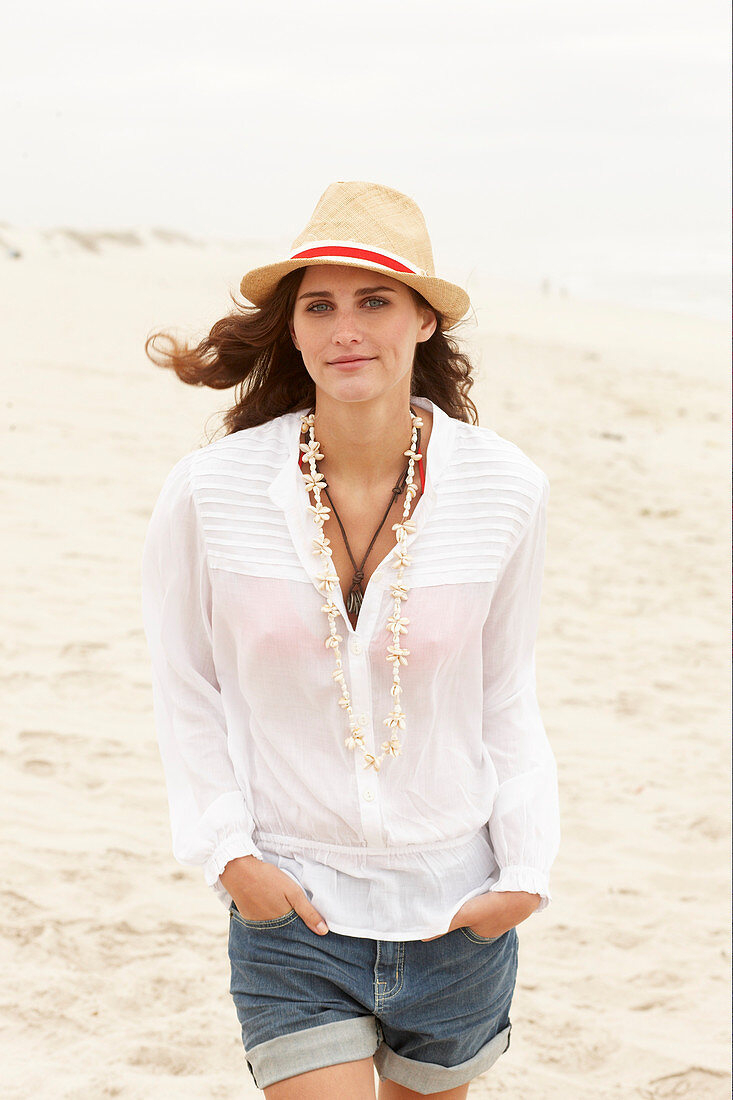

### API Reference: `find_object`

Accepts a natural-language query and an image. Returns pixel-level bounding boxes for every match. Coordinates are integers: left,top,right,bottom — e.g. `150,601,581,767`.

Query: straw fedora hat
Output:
240,180,471,328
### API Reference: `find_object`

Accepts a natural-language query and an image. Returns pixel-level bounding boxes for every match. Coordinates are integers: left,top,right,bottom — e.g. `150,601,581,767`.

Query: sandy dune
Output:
1,227,729,1098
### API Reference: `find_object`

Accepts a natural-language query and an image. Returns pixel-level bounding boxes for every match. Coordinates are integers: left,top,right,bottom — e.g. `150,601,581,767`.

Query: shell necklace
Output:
299,407,424,772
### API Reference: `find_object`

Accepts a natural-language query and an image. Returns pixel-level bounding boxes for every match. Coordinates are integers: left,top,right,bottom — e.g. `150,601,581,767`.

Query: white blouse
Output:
140,396,560,941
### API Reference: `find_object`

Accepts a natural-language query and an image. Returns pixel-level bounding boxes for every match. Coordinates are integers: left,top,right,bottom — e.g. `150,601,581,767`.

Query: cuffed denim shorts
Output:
228,901,518,1094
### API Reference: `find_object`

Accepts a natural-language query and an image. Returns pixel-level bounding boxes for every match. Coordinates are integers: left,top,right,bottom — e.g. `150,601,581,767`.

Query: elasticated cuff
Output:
489,866,551,911
203,832,264,887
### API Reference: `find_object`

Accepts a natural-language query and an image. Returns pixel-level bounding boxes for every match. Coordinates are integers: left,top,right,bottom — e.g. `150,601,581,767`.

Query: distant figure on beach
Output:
141,180,560,1099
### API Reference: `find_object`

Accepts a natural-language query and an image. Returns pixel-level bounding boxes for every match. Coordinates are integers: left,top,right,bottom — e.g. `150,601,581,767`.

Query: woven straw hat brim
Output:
240,258,471,329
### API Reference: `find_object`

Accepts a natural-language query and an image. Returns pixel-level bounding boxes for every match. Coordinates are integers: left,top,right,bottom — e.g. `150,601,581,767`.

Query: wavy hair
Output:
145,268,478,438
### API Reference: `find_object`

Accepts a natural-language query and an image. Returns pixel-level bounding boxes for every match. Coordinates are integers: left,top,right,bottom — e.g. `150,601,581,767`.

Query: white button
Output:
363,789,375,802
359,713,369,726
351,641,362,655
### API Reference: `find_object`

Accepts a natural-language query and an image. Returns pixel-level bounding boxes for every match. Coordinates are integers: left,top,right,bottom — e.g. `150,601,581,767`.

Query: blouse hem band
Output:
251,827,487,858
207,835,552,938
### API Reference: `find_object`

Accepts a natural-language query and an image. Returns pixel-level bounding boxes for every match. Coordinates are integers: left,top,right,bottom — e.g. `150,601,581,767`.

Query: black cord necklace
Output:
315,410,422,616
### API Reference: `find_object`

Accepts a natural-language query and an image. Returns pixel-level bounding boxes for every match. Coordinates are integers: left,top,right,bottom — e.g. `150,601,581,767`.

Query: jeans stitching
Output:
374,940,405,1007
384,940,404,1001
459,926,501,945
374,940,383,1012
230,907,299,930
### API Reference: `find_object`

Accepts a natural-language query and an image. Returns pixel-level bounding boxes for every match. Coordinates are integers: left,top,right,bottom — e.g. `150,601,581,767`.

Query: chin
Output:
318,380,386,405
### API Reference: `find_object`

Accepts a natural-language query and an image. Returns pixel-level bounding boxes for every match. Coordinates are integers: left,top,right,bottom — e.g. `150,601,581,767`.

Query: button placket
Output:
347,635,384,845
357,782,383,844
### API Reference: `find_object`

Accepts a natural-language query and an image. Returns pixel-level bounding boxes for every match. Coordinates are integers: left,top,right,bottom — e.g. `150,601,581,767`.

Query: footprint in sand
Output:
127,1044,190,1075
640,1066,730,1098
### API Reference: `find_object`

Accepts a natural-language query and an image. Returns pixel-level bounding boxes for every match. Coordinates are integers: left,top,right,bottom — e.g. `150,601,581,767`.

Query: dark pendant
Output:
347,587,364,614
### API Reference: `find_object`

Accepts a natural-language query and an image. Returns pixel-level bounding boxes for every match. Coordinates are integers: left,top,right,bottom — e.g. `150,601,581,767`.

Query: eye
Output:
304,297,388,313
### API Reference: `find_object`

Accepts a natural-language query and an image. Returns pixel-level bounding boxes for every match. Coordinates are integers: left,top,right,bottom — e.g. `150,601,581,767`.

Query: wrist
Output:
492,889,542,919
220,854,262,886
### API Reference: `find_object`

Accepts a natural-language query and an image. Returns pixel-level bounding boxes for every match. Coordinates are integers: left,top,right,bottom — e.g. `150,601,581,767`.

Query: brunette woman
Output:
141,180,560,1099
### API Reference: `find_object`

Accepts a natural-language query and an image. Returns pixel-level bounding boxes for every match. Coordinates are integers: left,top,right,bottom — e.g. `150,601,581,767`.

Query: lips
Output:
329,356,373,365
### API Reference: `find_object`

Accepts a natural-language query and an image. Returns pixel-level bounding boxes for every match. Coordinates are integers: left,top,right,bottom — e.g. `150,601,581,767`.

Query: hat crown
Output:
291,181,436,277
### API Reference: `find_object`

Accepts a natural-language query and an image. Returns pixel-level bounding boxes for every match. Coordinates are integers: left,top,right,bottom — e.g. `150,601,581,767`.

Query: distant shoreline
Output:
1,223,728,324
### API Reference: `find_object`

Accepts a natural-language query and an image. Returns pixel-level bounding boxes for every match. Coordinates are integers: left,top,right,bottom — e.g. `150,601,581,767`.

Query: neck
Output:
312,394,420,490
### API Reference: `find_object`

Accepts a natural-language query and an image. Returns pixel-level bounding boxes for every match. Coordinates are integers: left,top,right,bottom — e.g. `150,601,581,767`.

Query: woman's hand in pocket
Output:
421,890,541,941
220,856,330,935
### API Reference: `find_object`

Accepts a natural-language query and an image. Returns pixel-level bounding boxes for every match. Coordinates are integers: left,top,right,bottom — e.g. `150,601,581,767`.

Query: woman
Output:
141,180,560,1099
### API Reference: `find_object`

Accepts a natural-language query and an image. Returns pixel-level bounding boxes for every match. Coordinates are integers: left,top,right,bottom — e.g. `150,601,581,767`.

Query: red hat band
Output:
289,240,427,277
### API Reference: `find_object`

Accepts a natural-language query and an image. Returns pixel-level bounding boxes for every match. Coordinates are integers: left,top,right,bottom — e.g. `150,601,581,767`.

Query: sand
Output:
1,225,730,1098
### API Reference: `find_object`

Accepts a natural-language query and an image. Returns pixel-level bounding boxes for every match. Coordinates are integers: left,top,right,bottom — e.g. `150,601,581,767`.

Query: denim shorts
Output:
228,902,518,1094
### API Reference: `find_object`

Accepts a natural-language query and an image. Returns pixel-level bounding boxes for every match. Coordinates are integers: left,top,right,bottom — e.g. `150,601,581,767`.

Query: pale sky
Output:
3,0,730,313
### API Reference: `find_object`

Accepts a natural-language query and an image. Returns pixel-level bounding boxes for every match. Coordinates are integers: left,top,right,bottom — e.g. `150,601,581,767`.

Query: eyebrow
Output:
297,285,398,301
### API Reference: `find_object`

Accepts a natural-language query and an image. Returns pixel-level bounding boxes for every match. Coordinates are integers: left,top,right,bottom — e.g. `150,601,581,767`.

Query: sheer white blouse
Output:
140,396,560,941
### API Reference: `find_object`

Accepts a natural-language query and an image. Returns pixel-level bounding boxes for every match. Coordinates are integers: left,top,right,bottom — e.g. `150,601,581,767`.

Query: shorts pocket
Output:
459,925,503,944
229,902,299,930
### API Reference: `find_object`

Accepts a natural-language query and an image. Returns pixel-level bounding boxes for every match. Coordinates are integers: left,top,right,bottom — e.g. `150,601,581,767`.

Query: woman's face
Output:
288,265,436,408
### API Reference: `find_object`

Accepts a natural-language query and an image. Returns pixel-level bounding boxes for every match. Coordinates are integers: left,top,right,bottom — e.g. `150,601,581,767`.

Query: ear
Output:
289,322,300,351
416,306,437,344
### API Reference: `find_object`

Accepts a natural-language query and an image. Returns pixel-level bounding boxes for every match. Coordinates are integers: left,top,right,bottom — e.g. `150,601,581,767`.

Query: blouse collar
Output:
267,395,457,515
267,397,458,634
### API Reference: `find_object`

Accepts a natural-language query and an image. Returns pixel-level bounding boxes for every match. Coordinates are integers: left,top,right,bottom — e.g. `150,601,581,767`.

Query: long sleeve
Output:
140,453,263,890
482,473,560,911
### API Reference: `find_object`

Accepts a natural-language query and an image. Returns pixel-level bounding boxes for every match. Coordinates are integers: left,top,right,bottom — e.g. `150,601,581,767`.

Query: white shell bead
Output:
301,409,421,771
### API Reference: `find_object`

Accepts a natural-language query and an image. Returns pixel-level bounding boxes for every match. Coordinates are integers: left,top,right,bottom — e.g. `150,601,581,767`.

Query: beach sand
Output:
1,227,730,1098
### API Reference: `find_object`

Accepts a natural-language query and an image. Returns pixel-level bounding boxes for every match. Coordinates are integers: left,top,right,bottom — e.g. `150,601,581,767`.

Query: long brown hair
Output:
145,268,478,438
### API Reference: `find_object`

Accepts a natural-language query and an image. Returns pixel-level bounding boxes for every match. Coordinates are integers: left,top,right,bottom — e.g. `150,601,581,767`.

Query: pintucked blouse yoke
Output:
140,396,560,941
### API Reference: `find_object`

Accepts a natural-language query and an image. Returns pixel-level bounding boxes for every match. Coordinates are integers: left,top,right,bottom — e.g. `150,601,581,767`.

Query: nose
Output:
330,305,363,347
